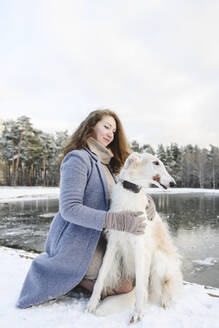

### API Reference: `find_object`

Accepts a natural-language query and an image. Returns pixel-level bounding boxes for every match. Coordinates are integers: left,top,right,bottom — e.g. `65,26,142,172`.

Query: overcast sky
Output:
0,0,219,148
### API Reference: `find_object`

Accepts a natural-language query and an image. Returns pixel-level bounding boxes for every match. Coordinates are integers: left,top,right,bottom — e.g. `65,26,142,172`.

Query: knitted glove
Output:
104,210,146,235
146,195,156,221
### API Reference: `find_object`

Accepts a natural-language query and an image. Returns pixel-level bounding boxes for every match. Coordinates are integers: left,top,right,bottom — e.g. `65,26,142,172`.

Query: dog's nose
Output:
169,181,176,187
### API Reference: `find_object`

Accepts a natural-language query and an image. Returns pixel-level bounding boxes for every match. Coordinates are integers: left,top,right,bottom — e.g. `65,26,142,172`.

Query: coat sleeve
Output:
59,150,106,231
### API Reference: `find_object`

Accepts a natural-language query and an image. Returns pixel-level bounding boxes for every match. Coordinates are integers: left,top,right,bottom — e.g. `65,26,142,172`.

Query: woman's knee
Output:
78,278,95,292
117,277,133,294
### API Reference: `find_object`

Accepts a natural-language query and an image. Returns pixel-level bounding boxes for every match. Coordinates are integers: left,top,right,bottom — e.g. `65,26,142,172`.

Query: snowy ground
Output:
0,186,219,204
0,247,219,328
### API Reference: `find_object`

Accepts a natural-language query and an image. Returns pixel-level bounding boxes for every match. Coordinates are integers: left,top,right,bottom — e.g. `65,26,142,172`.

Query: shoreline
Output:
1,245,219,297
0,186,219,204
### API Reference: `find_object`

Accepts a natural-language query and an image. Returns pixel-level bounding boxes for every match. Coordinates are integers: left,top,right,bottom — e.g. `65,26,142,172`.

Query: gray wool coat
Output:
17,147,114,309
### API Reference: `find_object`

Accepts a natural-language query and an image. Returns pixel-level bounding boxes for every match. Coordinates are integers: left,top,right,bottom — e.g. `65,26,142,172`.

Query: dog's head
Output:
119,152,176,189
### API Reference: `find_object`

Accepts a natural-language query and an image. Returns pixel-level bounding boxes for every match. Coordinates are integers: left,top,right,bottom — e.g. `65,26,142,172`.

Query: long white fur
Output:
86,152,183,323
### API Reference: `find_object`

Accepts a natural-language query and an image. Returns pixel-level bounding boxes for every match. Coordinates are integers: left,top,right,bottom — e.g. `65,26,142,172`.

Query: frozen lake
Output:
0,187,219,288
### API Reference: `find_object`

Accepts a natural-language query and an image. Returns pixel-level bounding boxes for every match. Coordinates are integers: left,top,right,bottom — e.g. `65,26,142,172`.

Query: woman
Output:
16,109,155,309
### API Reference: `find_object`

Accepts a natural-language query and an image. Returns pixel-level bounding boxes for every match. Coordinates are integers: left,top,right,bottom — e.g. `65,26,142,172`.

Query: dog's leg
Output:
130,239,151,324
149,251,183,309
161,267,183,309
86,238,117,313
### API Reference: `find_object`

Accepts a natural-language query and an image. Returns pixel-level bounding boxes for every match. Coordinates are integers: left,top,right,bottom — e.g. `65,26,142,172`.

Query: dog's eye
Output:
153,161,159,166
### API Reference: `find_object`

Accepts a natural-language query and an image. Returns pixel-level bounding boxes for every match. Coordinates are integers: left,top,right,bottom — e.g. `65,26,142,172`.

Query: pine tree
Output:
130,140,141,153
156,144,167,165
140,144,155,154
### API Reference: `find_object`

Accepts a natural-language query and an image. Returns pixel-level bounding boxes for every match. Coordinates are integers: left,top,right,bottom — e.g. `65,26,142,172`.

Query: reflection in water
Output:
0,192,219,287
156,192,219,231
0,199,58,253
153,192,219,288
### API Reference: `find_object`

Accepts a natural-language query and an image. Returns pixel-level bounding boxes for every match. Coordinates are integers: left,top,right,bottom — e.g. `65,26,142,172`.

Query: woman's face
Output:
93,115,116,147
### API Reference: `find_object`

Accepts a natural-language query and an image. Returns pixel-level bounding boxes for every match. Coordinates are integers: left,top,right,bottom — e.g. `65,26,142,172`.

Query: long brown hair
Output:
62,109,130,173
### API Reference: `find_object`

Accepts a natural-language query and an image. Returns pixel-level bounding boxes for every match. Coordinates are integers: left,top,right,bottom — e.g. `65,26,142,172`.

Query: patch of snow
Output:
0,187,59,203
147,187,219,194
0,247,219,328
193,258,218,266
39,213,57,218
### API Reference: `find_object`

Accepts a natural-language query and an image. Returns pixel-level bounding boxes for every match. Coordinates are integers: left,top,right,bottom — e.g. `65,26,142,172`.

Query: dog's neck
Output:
119,179,142,193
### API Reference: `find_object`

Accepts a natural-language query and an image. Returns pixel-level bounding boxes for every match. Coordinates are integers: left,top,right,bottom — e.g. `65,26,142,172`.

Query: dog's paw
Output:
161,299,170,309
85,305,96,314
129,311,144,324
86,299,99,314
161,295,171,309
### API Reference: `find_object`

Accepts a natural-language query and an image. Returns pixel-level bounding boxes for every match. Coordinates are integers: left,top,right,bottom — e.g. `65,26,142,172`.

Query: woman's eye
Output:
104,125,116,134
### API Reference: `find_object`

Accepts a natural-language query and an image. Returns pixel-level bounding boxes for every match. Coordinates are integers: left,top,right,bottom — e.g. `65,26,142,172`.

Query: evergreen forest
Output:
0,116,218,188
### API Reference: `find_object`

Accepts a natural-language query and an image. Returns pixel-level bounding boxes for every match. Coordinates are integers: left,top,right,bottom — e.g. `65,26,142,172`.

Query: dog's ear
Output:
124,152,142,169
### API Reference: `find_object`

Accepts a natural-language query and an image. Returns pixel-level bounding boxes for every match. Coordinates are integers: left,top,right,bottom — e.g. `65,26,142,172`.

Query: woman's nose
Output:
107,130,113,138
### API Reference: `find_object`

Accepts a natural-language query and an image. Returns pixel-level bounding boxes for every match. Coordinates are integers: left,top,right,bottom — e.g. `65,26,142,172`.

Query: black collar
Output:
120,179,142,193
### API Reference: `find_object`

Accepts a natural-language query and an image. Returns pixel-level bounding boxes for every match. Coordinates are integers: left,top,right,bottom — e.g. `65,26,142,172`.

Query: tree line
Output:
0,116,68,186
0,116,218,188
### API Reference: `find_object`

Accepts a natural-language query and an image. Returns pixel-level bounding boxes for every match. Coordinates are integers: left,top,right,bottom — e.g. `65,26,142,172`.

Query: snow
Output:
39,213,57,218
193,258,218,266
0,186,219,204
0,246,219,328
0,186,59,203
147,187,219,194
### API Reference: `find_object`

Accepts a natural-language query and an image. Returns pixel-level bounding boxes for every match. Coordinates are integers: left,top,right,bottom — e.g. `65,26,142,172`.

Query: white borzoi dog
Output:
86,152,183,324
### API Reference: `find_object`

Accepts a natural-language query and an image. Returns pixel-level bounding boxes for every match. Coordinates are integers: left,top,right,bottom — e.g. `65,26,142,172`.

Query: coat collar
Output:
84,146,98,162
85,146,116,181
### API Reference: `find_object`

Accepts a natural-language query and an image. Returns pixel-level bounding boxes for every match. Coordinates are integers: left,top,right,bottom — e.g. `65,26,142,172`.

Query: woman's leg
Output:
78,234,133,297
78,278,95,293
79,276,133,298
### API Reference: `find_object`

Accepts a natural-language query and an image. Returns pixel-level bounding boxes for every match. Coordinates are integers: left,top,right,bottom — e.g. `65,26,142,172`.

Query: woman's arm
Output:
59,151,106,231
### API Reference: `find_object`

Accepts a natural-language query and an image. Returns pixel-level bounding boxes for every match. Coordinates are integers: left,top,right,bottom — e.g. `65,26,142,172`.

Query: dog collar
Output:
120,179,142,193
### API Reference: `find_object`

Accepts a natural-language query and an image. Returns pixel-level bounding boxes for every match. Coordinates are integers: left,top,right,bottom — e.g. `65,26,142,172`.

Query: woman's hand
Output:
104,211,146,235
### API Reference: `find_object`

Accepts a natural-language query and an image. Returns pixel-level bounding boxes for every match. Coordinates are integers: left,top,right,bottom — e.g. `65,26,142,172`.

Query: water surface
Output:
0,192,218,288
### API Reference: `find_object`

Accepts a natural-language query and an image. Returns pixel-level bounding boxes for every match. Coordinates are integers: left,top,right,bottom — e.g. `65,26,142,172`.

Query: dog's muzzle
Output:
152,174,176,189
